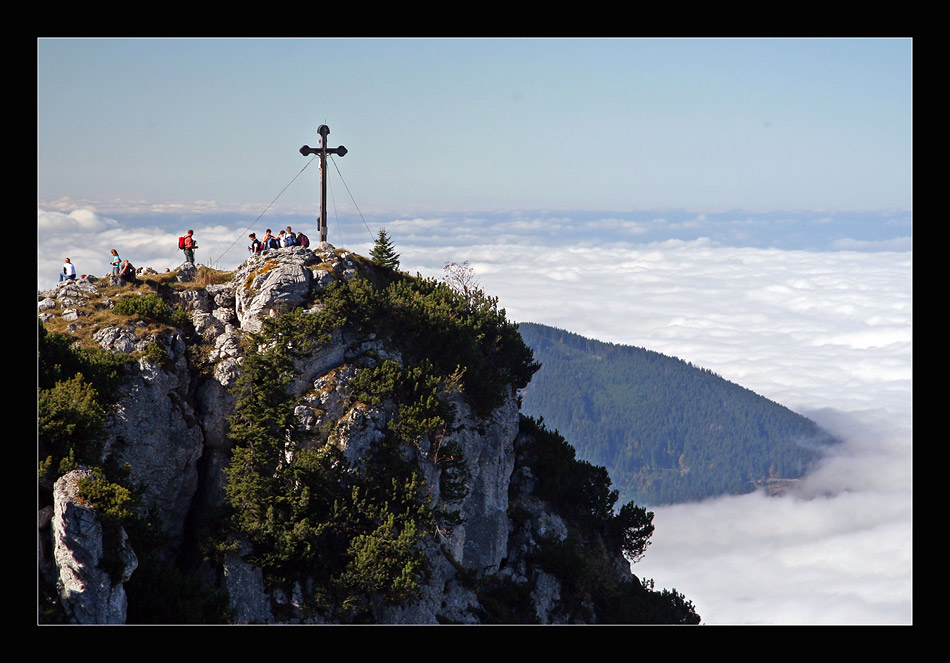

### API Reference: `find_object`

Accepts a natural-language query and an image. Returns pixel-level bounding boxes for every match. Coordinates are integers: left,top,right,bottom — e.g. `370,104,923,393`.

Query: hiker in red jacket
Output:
180,230,197,264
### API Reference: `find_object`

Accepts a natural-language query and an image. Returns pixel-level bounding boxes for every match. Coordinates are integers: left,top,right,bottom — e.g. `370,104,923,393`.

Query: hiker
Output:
248,233,262,254
285,231,298,247
262,228,278,251
59,258,77,282
180,230,197,263
119,259,138,284
110,249,121,276
297,231,310,248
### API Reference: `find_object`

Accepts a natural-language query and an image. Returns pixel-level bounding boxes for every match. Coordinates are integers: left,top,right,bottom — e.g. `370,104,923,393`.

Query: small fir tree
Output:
371,228,400,270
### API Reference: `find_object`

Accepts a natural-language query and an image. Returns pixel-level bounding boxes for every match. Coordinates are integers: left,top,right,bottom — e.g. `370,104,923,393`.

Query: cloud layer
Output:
396,231,912,625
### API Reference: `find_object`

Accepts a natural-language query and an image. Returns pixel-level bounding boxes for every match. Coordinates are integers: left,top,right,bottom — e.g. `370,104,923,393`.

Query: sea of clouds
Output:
397,232,911,626
37,206,912,624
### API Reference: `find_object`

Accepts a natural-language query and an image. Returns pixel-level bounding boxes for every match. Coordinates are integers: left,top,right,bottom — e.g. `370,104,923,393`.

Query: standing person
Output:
59,258,77,282
248,233,262,254
180,229,197,263
110,249,121,276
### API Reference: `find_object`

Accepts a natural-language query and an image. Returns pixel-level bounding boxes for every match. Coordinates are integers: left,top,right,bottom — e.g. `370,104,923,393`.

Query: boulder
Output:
52,469,138,624
234,247,327,333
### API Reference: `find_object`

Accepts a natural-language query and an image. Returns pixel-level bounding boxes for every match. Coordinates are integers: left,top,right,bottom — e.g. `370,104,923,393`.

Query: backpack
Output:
178,236,186,250
298,233,310,248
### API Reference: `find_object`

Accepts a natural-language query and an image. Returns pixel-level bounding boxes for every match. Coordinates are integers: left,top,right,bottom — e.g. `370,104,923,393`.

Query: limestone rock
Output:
94,325,142,354
100,333,204,552
234,247,328,333
52,469,138,624
176,261,198,282
443,390,520,572
223,540,275,625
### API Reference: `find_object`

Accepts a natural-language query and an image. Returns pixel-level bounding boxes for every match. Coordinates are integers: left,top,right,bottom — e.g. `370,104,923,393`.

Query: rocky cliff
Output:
37,243,699,624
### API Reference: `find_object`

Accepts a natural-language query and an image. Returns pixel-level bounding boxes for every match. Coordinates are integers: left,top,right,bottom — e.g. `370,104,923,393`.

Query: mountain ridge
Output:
516,321,837,506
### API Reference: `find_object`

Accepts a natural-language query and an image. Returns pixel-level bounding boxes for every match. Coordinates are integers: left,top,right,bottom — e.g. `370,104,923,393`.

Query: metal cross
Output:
300,124,348,243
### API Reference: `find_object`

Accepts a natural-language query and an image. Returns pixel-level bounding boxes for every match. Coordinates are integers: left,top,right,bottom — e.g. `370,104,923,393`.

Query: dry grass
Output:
40,270,215,349
195,266,235,287
41,266,234,354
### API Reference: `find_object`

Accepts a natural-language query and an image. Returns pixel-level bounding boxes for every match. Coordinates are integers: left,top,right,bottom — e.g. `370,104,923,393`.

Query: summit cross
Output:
300,124,348,243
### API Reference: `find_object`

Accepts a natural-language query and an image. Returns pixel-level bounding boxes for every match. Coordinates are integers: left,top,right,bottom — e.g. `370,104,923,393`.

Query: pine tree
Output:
371,228,400,270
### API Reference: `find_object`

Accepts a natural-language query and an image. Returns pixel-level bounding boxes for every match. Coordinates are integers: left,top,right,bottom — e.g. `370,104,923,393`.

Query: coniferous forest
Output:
517,322,837,505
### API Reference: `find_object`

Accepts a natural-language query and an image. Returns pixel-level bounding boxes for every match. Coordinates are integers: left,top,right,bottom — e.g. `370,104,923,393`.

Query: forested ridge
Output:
517,322,836,505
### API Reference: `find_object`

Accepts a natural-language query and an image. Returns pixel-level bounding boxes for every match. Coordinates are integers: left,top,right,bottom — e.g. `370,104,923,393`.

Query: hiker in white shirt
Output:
59,258,77,282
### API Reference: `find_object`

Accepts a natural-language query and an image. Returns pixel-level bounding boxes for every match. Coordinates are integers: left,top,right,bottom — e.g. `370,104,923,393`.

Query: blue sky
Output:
38,38,912,216
37,38,913,625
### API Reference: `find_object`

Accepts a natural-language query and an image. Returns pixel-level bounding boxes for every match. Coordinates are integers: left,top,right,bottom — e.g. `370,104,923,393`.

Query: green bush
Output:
319,274,538,415
223,308,442,611
113,293,168,319
113,293,190,327
349,359,455,447
514,415,688,622
593,577,701,624
39,322,128,400
38,323,129,480
519,416,619,528
76,470,137,525
38,374,107,473
337,509,426,603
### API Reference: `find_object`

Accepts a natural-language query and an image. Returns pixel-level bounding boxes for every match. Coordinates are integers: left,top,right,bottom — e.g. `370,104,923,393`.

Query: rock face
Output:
97,332,204,553
52,469,138,624
38,244,655,625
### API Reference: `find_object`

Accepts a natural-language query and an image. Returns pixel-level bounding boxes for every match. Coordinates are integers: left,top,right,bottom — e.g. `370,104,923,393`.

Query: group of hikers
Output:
56,225,314,287
248,226,310,254
56,229,200,287
58,250,138,285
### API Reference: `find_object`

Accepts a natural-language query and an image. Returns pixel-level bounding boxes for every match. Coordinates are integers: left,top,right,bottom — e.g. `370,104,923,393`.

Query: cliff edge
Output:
37,243,699,624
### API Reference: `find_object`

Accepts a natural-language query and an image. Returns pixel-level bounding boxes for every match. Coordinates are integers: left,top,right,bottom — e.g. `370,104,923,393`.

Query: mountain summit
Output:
38,244,699,624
